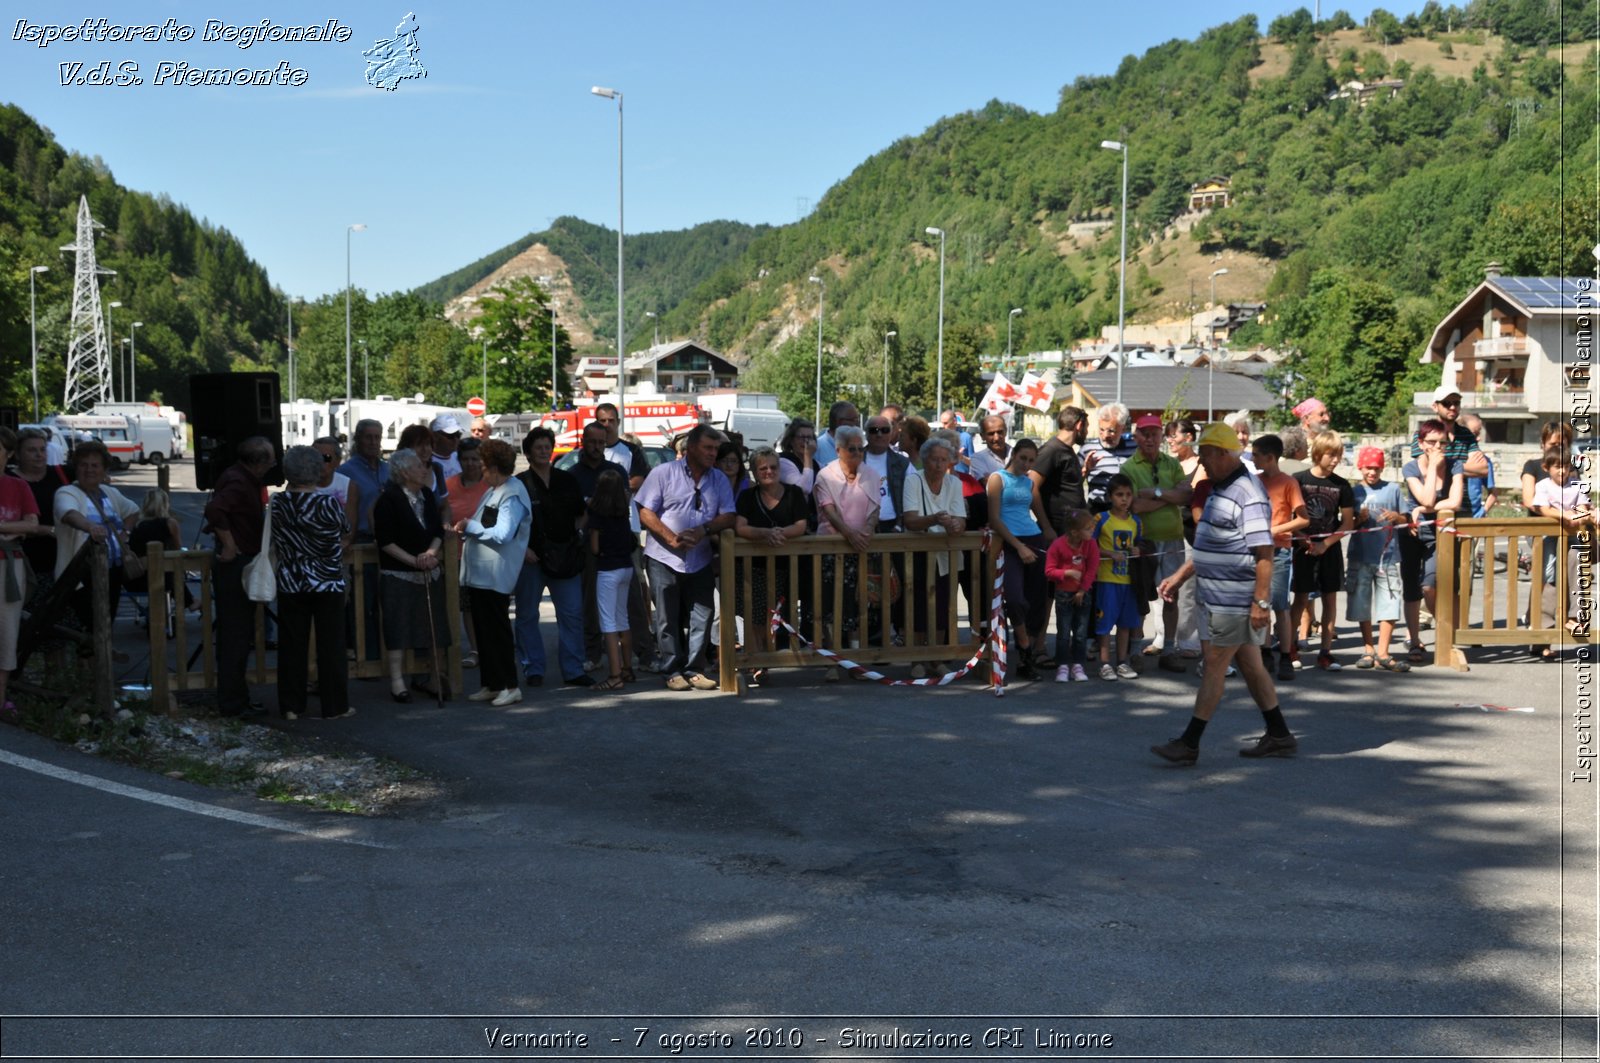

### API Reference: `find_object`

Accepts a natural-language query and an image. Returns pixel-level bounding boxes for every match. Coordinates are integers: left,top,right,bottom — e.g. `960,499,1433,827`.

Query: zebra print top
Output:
270,490,349,594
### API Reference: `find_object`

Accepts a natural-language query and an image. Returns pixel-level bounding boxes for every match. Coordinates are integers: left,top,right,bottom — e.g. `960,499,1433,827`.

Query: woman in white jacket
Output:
452,438,531,707
53,440,140,633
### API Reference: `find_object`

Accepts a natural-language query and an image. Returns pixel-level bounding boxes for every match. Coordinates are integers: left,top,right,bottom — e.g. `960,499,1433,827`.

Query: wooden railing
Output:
715,530,996,692
1434,512,1597,670
145,538,463,710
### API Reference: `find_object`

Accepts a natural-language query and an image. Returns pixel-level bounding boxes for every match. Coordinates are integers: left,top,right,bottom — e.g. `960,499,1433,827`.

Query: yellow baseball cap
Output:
1197,423,1242,451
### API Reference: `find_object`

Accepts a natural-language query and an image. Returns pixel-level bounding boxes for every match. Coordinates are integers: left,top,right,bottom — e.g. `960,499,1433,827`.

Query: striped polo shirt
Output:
1192,462,1272,615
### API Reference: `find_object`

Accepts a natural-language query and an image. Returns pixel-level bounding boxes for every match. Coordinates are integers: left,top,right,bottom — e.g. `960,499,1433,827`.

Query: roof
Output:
1423,276,1593,363
621,340,738,373
1067,366,1276,413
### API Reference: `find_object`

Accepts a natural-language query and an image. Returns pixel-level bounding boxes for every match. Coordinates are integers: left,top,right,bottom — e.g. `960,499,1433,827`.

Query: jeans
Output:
646,557,716,675
513,561,586,681
1053,591,1093,667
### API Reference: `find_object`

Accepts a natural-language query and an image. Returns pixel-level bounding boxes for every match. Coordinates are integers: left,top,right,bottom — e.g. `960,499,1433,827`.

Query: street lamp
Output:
1100,139,1129,405
29,265,47,421
539,275,560,407
345,223,367,425
286,301,297,404
808,275,825,427
359,339,369,399
925,226,946,416
1006,307,1022,366
106,300,122,401
883,330,897,410
129,321,143,402
1207,268,1229,421
592,85,625,432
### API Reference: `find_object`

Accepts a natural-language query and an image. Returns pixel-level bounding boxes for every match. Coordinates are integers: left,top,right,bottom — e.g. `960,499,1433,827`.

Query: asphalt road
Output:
0,458,1595,1061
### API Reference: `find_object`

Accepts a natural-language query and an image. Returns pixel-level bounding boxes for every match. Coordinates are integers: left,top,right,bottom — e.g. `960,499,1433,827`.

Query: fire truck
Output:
520,401,703,455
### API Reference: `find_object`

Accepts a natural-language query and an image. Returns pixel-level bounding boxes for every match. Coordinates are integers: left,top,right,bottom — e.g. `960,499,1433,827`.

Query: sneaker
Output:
1150,738,1199,764
1239,732,1298,758
1157,653,1187,674
1115,662,1139,680
1289,651,1303,670
1054,665,1072,683
1316,651,1342,671
1099,663,1118,681
1277,652,1296,681
490,687,523,707
468,686,499,702
1070,664,1089,682
461,652,479,668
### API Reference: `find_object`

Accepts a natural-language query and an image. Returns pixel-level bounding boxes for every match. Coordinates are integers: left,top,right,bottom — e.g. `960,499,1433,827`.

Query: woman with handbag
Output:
373,449,451,702
512,427,592,688
271,446,353,720
52,440,142,638
454,439,532,707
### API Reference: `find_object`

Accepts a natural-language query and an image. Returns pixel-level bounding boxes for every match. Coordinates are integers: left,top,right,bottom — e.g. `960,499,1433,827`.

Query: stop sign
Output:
466,396,486,416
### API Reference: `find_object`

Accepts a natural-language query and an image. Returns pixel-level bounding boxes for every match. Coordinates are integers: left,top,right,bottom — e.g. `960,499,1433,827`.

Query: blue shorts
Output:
1345,560,1402,624
1269,547,1292,611
1094,581,1140,636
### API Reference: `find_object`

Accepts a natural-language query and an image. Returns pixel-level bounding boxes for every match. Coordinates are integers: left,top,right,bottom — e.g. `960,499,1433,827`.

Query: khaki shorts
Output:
1207,609,1269,648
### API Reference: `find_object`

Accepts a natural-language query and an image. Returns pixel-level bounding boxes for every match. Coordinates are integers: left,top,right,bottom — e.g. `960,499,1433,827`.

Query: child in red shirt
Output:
1044,509,1101,682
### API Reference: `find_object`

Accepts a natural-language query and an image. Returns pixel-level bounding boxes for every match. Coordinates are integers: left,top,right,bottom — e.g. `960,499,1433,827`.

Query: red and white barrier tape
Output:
765,531,1010,696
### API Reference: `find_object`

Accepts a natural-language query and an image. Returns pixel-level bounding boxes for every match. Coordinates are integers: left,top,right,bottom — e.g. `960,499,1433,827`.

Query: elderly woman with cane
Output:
271,445,353,720
374,449,450,703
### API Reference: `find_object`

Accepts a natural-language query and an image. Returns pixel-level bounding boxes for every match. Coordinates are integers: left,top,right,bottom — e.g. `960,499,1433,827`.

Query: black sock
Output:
1180,716,1209,748
1261,706,1290,737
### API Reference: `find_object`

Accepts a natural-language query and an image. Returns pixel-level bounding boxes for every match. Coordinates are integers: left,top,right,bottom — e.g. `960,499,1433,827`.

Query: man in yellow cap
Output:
1149,423,1298,764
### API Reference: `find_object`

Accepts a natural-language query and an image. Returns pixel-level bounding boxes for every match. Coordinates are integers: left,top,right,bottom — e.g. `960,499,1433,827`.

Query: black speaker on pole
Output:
190,372,283,490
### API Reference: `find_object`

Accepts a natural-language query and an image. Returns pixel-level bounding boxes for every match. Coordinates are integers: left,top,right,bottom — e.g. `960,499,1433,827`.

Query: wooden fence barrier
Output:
146,538,463,710
716,529,997,692
1434,511,1597,670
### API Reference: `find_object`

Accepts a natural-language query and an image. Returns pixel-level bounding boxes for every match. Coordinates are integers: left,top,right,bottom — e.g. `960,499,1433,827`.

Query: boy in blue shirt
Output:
1346,447,1409,671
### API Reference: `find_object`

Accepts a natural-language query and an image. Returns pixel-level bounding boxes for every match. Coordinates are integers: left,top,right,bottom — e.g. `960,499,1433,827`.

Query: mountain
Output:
0,104,284,413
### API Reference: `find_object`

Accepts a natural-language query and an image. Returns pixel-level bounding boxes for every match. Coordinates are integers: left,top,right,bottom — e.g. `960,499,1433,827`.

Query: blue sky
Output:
2,1,1390,300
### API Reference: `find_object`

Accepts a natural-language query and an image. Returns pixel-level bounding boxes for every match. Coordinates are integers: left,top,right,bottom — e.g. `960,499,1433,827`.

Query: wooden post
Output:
147,541,172,714
158,464,170,493
1433,510,1467,671
718,529,738,692
89,542,115,716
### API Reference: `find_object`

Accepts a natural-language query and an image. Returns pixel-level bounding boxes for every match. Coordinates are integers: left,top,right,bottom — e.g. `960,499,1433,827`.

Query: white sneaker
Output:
1116,662,1139,679
1070,664,1089,682
468,686,498,702
1099,663,1118,681
1055,665,1071,683
491,687,523,707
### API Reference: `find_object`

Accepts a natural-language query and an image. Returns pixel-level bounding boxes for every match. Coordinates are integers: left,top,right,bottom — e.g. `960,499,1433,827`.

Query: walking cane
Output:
422,570,444,707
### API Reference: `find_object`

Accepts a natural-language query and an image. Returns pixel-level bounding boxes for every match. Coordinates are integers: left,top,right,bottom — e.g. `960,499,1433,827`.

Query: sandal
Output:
1355,653,1376,669
620,668,637,683
595,675,626,691
1376,656,1411,672
1407,645,1428,664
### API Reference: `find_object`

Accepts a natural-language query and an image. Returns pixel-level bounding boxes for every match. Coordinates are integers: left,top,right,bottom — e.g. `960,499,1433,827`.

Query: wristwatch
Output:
1254,598,1272,609
1154,487,1165,500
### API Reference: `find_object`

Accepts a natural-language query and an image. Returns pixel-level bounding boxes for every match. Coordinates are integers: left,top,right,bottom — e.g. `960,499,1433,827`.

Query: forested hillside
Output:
658,5,1597,429
0,104,282,413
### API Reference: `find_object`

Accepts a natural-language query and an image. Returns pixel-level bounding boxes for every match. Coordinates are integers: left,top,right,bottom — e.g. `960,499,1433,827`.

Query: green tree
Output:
474,276,566,413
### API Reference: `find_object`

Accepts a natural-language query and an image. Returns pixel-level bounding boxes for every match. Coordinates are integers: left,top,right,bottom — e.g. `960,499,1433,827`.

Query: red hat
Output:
1133,414,1163,430
1356,446,1386,469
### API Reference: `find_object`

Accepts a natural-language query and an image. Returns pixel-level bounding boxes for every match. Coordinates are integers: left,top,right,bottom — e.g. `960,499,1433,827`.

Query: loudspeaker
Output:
190,372,282,490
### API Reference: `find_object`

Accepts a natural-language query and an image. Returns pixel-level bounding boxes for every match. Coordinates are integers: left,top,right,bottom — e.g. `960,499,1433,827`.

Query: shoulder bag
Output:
243,497,278,603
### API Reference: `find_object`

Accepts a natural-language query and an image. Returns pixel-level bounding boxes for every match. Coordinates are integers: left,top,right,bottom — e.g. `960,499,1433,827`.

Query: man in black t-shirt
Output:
1030,405,1087,537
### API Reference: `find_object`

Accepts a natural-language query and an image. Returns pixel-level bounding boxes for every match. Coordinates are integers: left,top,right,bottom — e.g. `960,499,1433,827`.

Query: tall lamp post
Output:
1006,307,1022,366
808,275,825,427
345,222,367,425
1208,267,1229,421
644,310,659,389
481,334,488,401
106,300,122,401
882,330,897,410
128,321,143,402
286,301,296,404
925,226,946,416
591,85,625,432
359,339,369,399
29,265,48,421
550,299,560,408
1100,139,1129,405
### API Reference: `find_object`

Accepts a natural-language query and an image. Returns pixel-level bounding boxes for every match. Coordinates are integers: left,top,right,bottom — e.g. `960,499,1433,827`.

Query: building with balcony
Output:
1418,274,1596,445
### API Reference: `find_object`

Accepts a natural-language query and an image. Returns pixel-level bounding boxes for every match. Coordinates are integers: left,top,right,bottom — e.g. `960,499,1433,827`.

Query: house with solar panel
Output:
1419,271,1597,445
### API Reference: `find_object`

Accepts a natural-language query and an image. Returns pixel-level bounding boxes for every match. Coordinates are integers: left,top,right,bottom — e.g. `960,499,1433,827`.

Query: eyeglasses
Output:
1421,437,1446,447
692,484,703,510
1435,399,1460,408
868,426,892,435
840,445,864,453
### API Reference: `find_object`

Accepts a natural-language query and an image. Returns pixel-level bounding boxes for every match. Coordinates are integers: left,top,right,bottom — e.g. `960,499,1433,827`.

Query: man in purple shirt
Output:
636,425,738,690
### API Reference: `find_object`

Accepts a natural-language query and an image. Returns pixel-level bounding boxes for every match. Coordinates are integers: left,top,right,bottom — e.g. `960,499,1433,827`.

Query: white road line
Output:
0,747,393,849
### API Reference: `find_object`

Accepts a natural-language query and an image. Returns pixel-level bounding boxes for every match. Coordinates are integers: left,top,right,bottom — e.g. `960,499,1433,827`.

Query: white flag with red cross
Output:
1018,371,1054,411
978,383,1014,419
991,371,1021,405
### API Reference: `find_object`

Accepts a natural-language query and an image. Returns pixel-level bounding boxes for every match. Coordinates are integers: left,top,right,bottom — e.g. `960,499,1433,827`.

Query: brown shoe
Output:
1239,732,1298,758
1157,654,1187,674
1150,738,1199,765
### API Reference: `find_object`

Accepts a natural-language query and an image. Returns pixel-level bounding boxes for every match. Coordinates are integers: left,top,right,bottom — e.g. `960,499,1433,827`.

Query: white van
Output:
723,408,790,451
128,414,176,464
46,415,142,469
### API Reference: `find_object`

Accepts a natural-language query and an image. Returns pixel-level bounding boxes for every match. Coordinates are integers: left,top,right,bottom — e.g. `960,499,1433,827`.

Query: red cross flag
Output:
992,371,1021,404
1019,371,1054,411
978,381,1014,419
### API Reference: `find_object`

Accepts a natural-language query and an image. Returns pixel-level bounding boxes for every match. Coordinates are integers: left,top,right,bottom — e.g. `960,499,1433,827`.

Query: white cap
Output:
429,415,463,435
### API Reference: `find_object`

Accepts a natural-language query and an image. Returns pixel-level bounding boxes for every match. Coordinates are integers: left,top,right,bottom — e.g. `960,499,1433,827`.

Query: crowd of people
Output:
0,389,1590,744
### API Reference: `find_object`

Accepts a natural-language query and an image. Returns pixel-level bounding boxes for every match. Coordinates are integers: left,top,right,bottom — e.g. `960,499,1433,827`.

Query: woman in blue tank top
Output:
985,438,1052,680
